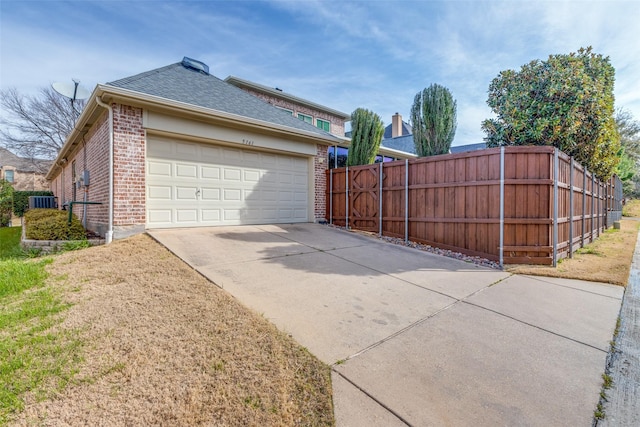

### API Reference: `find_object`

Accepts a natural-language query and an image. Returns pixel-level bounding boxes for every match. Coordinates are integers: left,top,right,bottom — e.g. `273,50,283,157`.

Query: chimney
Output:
392,113,402,138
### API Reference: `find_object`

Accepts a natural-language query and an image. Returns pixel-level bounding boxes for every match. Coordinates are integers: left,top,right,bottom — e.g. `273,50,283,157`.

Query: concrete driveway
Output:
149,223,623,426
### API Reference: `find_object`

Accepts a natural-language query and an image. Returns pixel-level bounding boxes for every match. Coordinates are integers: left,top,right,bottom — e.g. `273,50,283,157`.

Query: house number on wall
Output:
242,138,255,146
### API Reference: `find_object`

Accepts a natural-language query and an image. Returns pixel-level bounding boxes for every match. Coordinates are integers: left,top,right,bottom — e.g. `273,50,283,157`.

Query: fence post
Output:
345,166,349,230
329,169,333,225
379,162,383,237
499,147,505,269
569,157,574,258
405,159,409,243
582,169,586,248
591,174,595,243
553,149,559,267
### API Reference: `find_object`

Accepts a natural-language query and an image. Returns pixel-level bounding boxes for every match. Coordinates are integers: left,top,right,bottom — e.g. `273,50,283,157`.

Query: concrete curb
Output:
596,229,640,426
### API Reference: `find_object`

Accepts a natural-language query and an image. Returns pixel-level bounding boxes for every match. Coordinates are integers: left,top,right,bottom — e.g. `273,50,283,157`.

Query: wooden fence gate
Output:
326,146,623,267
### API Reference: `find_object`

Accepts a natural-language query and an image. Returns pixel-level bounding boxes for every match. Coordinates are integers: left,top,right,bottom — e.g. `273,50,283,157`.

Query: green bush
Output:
25,209,87,241
0,180,14,227
13,191,54,217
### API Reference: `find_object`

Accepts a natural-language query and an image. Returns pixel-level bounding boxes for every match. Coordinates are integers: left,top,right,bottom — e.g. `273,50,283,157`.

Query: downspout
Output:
95,96,114,244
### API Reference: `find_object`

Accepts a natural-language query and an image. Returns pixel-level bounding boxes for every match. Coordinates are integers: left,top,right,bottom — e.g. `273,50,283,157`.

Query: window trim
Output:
316,118,330,132
297,113,313,124
277,107,294,115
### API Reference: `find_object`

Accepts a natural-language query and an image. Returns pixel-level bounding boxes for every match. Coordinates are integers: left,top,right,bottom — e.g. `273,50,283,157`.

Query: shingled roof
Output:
0,148,51,173
107,61,338,139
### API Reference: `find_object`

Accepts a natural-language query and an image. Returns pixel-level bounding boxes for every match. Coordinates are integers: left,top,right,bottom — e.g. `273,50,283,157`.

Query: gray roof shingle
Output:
449,143,487,154
107,62,338,139
383,121,412,139
381,135,416,154
0,148,51,173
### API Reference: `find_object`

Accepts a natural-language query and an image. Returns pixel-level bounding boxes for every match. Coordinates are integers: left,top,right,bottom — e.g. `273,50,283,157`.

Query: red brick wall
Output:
314,144,328,221
49,110,110,235
112,104,145,229
48,104,145,238
242,89,346,136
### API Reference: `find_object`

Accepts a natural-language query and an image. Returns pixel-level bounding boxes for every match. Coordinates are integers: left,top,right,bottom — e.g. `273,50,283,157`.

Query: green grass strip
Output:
0,258,81,425
0,227,23,260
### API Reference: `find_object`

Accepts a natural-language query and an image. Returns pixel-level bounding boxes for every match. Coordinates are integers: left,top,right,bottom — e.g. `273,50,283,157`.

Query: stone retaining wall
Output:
21,223,105,254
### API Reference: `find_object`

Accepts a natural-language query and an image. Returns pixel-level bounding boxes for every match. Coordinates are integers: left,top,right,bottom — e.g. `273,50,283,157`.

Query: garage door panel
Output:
243,151,260,164
261,154,277,166
223,188,242,201
201,146,222,161
244,169,261,182
224,168,242,181
148,185,172,200
147,137,309,227
176,209,198,223
176,163,197,178
294,191,307,202
148,209,172,224
176,142,198,157
148,161,172,177
200,188,220,201
223,148,242,162
176,186,198,200
201,166,220,180
201,209,221,222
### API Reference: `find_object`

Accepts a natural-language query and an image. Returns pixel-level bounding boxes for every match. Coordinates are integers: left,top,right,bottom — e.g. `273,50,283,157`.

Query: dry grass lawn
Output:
506,218,639,286
11,234,333,426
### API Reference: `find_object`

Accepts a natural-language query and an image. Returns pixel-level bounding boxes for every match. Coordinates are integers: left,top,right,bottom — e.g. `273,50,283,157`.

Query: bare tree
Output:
0,87,86,161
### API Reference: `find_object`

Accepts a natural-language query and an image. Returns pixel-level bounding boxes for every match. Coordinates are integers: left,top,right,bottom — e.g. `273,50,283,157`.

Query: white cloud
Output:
2,0,638,148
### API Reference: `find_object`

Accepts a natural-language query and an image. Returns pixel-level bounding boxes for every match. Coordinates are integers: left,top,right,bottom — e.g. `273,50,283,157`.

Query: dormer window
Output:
297,113,312,124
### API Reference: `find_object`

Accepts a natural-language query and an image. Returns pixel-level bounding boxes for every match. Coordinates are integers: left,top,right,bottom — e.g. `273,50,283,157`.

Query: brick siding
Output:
112,104,146,230
49,104,145,238
314,144,328,221
241,89,346,136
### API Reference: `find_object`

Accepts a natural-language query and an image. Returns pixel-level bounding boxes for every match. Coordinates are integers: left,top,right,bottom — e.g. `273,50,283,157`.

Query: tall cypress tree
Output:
347,108,384,166
411,84,457,156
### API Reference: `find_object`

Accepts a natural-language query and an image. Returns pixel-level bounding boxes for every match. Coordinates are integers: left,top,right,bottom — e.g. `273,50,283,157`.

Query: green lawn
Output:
0,227,23,260
0,229,82,425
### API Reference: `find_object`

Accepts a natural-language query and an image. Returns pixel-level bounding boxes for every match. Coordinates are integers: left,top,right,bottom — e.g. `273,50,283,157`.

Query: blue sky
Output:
1,0,639,147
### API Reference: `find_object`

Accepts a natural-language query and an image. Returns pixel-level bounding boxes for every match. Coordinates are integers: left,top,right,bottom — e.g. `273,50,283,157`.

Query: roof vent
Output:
181,57,209,75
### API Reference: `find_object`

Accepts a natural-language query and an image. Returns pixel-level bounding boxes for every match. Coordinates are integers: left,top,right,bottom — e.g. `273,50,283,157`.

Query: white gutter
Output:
95,96,114,244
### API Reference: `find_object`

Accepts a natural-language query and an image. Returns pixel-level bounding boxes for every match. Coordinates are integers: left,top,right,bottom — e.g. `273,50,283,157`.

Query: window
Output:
277,107,293,115
317,119,330,132
298,113,312,124
4,170,14,183
328,146,348,169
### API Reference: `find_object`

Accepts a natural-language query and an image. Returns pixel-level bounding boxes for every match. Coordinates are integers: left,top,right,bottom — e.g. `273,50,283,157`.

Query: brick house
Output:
225,76,350,137
46,57,350,243
0,147,50,191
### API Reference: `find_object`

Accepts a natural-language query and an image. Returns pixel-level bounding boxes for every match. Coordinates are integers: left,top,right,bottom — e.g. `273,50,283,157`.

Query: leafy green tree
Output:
347,108,384,166
411,84,457,156
616,109,640,162
615,109,640,196
0,180,15,227
482,47,619,180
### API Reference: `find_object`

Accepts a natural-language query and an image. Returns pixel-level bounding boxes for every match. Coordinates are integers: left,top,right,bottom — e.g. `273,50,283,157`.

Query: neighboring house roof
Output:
0,147,50,173
381,135,416,155
224,76,351,120
107,62,339,139
449,143,487,154
383,121,412,139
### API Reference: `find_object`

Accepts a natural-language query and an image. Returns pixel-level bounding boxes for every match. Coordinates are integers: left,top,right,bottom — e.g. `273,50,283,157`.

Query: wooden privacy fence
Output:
326,146,623,267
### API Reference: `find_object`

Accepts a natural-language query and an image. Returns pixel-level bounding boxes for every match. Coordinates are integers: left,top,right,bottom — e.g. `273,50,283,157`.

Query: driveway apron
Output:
149,223,623,426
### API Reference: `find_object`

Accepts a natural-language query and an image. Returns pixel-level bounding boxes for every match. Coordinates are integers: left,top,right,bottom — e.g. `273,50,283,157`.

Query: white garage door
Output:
146,137,309,228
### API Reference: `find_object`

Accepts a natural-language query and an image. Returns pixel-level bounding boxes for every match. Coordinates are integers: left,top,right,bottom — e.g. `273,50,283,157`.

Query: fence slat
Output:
325,146,622,266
